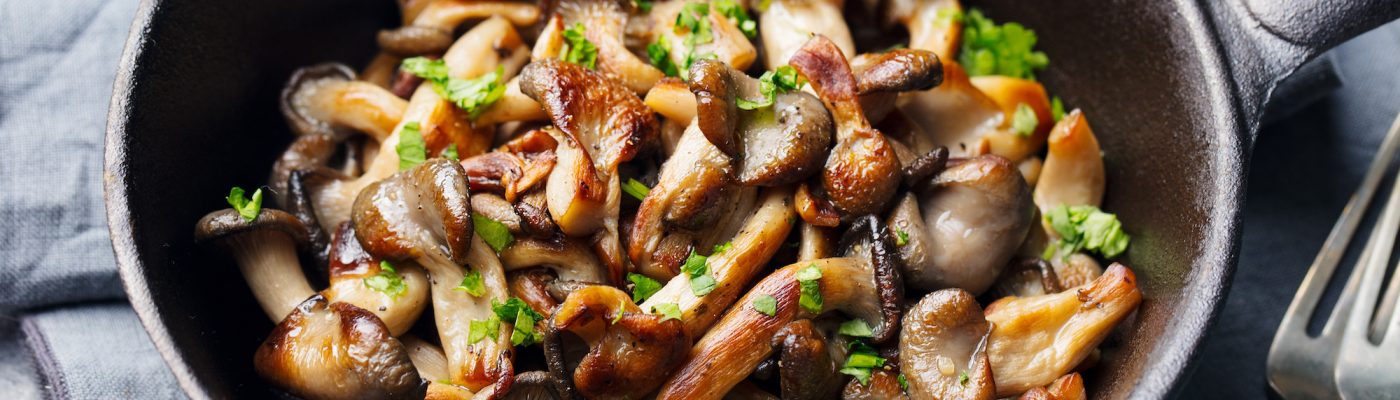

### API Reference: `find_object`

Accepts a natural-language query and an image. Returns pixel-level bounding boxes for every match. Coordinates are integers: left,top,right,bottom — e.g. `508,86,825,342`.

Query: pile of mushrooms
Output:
194,0,1147,398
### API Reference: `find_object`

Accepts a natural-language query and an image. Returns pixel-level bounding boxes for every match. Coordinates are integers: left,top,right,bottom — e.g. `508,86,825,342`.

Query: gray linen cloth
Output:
1,0,182,398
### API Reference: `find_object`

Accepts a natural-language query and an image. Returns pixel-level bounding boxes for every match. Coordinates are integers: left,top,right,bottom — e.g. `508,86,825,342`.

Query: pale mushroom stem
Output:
419,237,513,391
228,233,316,322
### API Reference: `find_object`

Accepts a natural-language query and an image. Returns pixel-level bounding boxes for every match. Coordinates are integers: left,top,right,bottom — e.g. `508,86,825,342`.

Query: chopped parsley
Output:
559,23,599,70
627,273,663,303
1051,96,1066,122
838,319,874,338
225,186,263,222
652,2,721,80
400,57,506,118
633,0,653,12
472,214,515,252
959,371,970,386
796,264,823,314
612,299,626,323
622,178,651,201
935,7,964,26
752,294,777,316
958,9,1048,80
396,122,427,170
898,373,909,392
839,340,886,386
736,66,805,110
894,229,910,246
712,241,733,254
1044,204,1131,259
652,302,682,321
680,249,717,296
647,35,681,77
441,143,459,161
713,0,757,38
467,317,500,344
1012,103,1038,136
364,261,407,299
454,270,485,297
491,297,545,347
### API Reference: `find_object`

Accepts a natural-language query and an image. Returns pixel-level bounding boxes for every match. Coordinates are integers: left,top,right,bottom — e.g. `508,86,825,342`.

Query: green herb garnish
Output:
627,273,663,303
647,35,682,77
441,143,459,161
491,297,546,347
681,249,717,296
364,260,407,299
752,294,777,316
713,0,757,38
623,178,651,201
468,317,500,344
796,264,823,314
633,0,653,12
652,303,682,321
898,373,909,392
736,65,804,110
400,57,506,118
838,319,874,337
1051,96,1066,122
454,270,485,297
959,371,970,386
894,229,910,246
472,214,515,252
396,122,427,170
839,340,885,386
560,23,599,70
958,9,1048,80
1012,103,1038,136
226,186,263,222
1043,204,1131,259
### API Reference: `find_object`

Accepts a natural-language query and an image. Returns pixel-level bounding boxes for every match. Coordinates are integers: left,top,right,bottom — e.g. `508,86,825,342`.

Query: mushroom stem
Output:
759,0,855,68
233,232,317,322
402,334,451,383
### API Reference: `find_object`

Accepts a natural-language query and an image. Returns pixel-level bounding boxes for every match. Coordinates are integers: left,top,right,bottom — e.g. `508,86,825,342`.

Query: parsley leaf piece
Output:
647,36,681,77
736,66,803,110
680,250,717,296
796,264,823,314
652,303,682,321
680,249,707,276
689,273,717,296
935,7,964,26
752,294,777,316
441,144,459,161
959,371,970,386
839,340,886,386
1043,204,1131,259
898,373,909,392
510,309,543,346
712,242,733,254
397,122,428,170
634,0,653,12
622,178,651,201
468,317,500,344
364,260,407,299
612,299,626,324
755,0,772,12
560,23,599,70
1051,96,1066,122
714,0,757,38
838,319,874,337
226,186,263,222
454,270,486,297
895,229,910,246
1012,103,1038,137
627,273,663,303
958,8,1048,80
491,297,545,322
401,57,449,81
472,214,515,252
442,66,507,119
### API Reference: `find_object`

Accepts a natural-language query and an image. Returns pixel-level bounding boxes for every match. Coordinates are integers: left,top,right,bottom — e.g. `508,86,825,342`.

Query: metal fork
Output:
1268,112,1400,400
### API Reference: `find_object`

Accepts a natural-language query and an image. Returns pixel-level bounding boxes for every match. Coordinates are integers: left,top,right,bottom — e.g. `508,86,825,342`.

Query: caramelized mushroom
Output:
255,295,426,400
321,222,430,336
789,35,902,216
551,285,690,399
885,0,963,60
759,0,855,68
352,159,514,391
849,49,944,123
887,155,1034,294
842,368,909,400
649,0,758,72
533,0,663,93
280,63,408,141
985,263,1142,396
645,78,699,125
690,59,834,186
771,320,845,400
1017,373,1087,400
1033,110,1105,212
655,215,903,399
899,289,995,400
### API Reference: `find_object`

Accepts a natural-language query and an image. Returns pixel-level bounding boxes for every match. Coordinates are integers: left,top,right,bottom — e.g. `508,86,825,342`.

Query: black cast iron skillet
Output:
103,0,1400,398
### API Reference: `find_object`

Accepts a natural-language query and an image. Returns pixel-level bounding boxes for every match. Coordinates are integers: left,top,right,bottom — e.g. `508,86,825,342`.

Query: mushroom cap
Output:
352,158,474,264
852,49,944,95
770,320,845,400
899,289,995,400
378,25,454,56
254,295,426,400
503,371,569,400
838,214,905,343
194,208,310,248
690,59,834,187
280,63,357,138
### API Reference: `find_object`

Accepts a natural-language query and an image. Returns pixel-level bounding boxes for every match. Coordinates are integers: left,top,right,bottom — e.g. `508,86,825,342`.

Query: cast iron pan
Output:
103,0,1400,398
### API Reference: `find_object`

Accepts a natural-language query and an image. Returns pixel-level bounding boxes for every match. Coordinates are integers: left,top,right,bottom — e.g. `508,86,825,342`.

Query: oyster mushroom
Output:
985,263,1142,396
655,215,903,399
894,62,1002,158
649,0,759,73
503,371,569,400
627,124,757,279
194,208,315,322
842,368,909,400
645,78,698,126
759,0,855,68
321,222,431,336
378,1,540,56
989,258,1063,298
352,159,514,391
849,49,944,123
550,285,690,399
966,76,1053,162
521,58,659,283
885,0,962,60
460,129,558,203
309,17,531,234
254,295,426,400
1017,373,1087,400
499,237,609,294
887,154,1034,294
1033,109,1105,212
770,320,845,400
533,0,664,93
900,289,995,400
789,35,902,216
690,59,834,186
280,63,408,141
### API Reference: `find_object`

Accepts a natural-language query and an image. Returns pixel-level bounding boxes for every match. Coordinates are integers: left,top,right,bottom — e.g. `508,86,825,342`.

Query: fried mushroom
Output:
195,208,315,322
255,295,426,400
550,285,690,399
899,289,995,400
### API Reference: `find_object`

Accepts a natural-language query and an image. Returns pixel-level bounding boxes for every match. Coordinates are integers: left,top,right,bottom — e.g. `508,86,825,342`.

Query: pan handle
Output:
1219,0,1400,136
